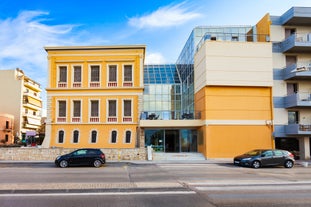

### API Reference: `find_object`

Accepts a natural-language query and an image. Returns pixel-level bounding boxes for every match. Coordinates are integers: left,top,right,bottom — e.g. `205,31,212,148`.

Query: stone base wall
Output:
0,148,147,161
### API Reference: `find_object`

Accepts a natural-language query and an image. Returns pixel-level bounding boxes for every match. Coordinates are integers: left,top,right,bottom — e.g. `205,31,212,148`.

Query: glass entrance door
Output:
164,130,179,152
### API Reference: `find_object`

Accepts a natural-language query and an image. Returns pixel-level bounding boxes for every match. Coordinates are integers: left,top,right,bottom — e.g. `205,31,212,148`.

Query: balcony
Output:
283,63,311,80
71,117,81,123
284,92,311,108
24,80,42,92
285,124,311,136
280,33,311,53
280,7,311,26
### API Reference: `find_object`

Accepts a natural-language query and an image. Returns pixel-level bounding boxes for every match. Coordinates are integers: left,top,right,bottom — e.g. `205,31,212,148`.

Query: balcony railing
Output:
123,117,132,122
280,33,311,53
285,124,311,135
108,117,117,122
283,63,311,80
73,82,82,88
58,82,67,88
90,82,100,87
90,117,99,122
140,110,201,120
284,92,311,108
108,82,117,87
72,117,81,122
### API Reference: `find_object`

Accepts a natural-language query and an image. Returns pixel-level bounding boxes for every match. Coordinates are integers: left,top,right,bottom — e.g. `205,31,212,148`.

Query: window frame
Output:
72,65,82,87
111,130,117,143
57,99,67,122
72,100,82,122
122,99,132,122
89,64,101,87
57,130,65,143
123,64,133,86
72,129,79,144
90,130,97,144
89,99,100,122
107,64,118,87
57,65,68,88
125,130,131,144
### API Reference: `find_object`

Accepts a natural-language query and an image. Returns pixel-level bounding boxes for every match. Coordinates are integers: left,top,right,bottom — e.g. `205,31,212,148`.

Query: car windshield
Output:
244,150,261,156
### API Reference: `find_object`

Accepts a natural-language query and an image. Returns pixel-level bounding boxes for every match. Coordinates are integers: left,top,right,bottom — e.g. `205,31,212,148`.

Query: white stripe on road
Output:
195,185,311,191
0,191,196,197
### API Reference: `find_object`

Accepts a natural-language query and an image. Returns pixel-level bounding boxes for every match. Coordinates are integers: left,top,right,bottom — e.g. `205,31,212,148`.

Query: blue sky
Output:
0,0,311,112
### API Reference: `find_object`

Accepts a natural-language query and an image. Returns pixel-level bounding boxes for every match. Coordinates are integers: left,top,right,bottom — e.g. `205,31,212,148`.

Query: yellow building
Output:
42,45,146,149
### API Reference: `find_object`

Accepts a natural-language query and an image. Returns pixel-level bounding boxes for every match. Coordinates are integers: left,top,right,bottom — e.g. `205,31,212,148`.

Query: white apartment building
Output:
0,69,42,143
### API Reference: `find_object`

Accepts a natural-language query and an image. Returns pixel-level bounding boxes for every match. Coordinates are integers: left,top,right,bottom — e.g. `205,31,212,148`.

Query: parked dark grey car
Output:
233,149,295,169
55,148,105,168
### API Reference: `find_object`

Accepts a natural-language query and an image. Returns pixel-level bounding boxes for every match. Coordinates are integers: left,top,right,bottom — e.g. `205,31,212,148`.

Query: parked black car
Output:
55,148,106,168
233,149,295,169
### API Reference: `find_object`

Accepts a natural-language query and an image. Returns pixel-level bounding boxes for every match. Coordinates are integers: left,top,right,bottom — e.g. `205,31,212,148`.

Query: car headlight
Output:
56,156,61,160
241,158,252,161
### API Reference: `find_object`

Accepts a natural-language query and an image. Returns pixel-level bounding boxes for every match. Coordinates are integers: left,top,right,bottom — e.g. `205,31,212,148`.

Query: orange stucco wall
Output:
195,86,274,158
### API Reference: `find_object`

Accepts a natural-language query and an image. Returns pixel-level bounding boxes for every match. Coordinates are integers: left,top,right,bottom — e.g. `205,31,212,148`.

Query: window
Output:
91,130,97,143
58,101,66,122
5,134,8,142
73,130,79,143
111,130,117,143
59,66,67,82
58,130,64,143
73,101,81,117
125,131,131,143
90,100,99,122
5,121,9,129
73,66,82,87
91,100,99,117
72,100,81,122
123,65,133,86
59,66,67,87
90,65,100,82
109,65,117,82
108,100,117,116
123,100,131,116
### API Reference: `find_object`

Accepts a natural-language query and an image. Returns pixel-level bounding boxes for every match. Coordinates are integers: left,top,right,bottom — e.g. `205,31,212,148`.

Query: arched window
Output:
91,130,97,143
73,130,79,143
58,130,64,143
125,131,131,143
111,130,117,143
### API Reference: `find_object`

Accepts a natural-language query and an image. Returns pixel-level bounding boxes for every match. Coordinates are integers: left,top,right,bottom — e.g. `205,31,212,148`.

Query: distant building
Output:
0,114,14,144
0,69,42,143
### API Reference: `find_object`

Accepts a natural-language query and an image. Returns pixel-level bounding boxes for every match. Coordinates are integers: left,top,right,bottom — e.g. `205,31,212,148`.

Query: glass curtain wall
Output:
143,65,182,120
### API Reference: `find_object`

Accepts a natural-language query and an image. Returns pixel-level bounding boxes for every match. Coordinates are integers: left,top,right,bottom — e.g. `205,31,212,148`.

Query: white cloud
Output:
0,10,80,109
0,10,76,73
128,2,201,29
145,52,167,64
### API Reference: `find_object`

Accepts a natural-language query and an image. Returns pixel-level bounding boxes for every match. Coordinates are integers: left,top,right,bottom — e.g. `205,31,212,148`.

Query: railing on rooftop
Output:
196,32,270,52
140,110,201,120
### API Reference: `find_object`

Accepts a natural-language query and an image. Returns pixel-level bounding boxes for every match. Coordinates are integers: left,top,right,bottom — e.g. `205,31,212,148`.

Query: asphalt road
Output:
0,161,311,207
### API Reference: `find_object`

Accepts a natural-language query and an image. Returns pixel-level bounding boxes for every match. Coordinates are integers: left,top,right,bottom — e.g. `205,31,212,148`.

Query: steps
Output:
152,152,206,161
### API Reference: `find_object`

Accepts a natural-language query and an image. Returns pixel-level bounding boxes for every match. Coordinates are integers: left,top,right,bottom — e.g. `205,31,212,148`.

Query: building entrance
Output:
145,129,197,153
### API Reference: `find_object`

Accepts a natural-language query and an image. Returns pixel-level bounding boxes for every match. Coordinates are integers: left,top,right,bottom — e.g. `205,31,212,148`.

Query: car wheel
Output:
93,160,102,168
252,160,261,169
284,160,294,168
59,160,68,168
